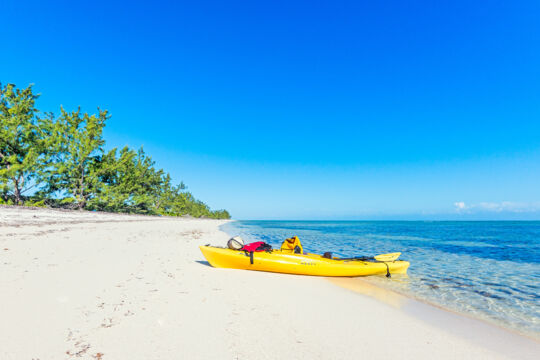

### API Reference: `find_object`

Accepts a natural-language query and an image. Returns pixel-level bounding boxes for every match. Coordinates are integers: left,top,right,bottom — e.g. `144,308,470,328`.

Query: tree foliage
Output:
44,107,108,209
0,83,44,204
0,83,230,219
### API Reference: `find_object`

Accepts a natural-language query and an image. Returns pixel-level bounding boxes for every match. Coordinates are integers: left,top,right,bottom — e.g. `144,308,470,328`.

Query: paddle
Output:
374,252,401,262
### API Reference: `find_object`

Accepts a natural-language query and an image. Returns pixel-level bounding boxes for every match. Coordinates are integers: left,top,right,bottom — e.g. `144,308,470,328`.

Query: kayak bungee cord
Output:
383,262,391,278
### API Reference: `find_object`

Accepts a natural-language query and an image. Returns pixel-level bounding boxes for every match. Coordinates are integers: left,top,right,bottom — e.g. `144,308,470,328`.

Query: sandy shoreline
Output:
1,207,538,359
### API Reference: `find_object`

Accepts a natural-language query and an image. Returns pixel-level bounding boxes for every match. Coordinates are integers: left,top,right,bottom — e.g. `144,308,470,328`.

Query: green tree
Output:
149,172,185,215
44,107,108,210
128,148,167,214
88,147,136,212
90,147,174,215
0,83,44,205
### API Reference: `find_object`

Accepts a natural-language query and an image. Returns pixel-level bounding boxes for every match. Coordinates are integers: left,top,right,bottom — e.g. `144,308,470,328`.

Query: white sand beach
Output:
1,206,538,360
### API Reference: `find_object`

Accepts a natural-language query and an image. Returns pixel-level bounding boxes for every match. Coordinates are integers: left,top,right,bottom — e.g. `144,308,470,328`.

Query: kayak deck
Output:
199,246,409,277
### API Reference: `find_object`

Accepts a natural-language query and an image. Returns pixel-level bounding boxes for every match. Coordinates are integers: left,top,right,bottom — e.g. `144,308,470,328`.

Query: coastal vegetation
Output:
0,83,230,219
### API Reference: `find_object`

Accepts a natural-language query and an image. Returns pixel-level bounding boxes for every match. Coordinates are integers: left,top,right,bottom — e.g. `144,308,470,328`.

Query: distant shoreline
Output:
0,204,228,222
231,218,540,222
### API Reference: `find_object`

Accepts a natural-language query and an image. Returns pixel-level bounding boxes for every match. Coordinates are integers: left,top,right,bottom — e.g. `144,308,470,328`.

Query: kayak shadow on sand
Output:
195,260,212,267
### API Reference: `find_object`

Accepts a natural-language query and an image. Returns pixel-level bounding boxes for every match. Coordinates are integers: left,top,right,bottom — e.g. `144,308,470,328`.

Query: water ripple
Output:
222,220,540,338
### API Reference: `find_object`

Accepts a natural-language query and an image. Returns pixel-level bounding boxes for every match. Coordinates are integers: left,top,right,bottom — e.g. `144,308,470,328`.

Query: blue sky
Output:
2,0,540,219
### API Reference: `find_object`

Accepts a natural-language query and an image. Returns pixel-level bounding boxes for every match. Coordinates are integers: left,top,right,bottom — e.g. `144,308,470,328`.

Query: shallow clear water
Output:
221,221,540,338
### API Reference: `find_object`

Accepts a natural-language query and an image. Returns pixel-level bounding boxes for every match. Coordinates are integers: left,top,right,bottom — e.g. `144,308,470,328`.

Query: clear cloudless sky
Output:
2,0,540,219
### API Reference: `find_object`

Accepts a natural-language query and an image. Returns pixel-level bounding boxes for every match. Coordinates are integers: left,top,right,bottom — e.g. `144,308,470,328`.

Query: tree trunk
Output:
13,178,21,205
78,197,86,210
78,166,85,210
19,175,25,205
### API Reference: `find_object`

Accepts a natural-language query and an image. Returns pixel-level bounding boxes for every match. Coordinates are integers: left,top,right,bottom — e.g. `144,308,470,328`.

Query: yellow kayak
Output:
199,246,410,277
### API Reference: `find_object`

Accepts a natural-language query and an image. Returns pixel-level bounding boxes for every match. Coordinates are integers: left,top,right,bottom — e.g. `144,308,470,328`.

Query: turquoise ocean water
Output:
221,221,540,338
